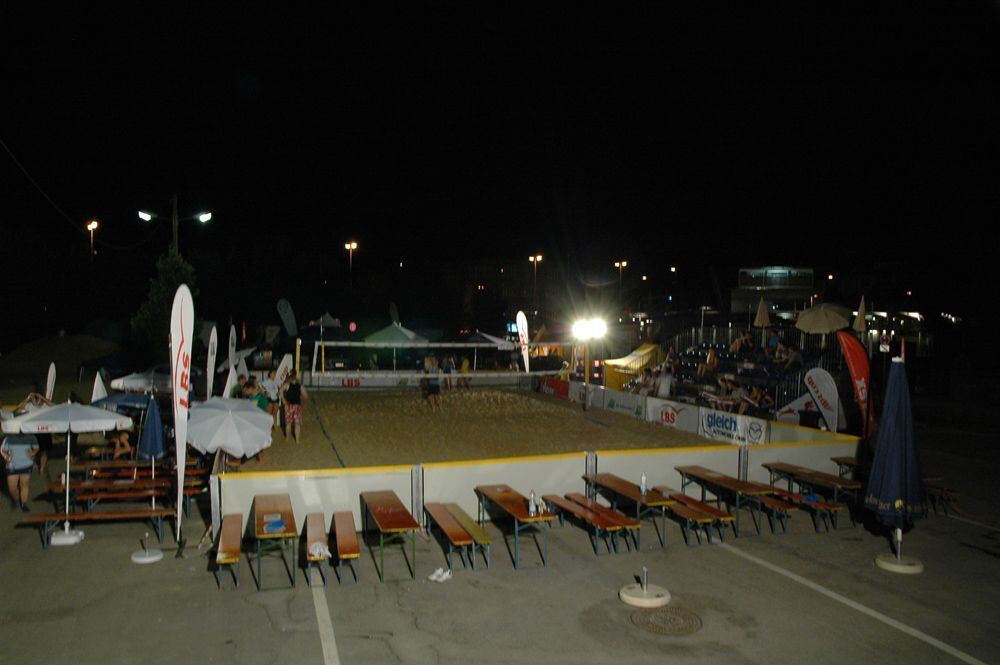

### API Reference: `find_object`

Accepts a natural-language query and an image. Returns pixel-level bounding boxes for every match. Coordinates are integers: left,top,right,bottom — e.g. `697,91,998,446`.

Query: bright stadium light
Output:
572,318,607,341
198,212,212,223
138,211,154,222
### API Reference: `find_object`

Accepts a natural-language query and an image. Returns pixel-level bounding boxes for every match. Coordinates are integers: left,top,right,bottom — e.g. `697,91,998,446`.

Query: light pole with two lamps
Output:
86,220,99,258
344,241,358,287
138,195,212,256
528,254,542,307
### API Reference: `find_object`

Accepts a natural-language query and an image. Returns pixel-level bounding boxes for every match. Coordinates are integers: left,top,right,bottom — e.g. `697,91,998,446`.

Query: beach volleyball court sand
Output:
249,388,711,471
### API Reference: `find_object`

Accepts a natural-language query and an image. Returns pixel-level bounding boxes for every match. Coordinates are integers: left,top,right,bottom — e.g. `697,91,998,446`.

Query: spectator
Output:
109,431,133,460
656,369,674,399
424,355,442,411
783,345,804,372
15,392,52,475
281,371,308,444
696,349,719,377
261,369,281,430
2,432,38,512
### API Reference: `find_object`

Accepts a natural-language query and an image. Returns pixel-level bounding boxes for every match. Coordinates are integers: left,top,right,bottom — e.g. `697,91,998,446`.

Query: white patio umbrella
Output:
795,303,851,334
2,401,132,545
186,398,273,458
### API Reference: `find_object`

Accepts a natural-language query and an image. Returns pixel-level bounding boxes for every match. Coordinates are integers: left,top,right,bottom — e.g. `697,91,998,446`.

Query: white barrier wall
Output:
595,446,739,496
645,397,701,432
423,453,587,522
219,465,412,532
748,440,859,485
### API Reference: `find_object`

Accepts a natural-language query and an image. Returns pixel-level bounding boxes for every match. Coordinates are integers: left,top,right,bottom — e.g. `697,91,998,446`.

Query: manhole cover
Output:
630,608,703,636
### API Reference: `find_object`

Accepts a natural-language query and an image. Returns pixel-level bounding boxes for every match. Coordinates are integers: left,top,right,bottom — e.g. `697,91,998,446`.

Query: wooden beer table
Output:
253,493,297,590
582,473,676,547
474,484,555,569
674,465,772,536
762,462,861,504
360,490,420,582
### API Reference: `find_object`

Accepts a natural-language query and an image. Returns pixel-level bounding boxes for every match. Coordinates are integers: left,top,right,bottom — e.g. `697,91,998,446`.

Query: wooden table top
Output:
831,456,859,468
582,473,675,507
253,493,297,539
475,484,555,523
70,458,198,472
675,465,772,496
360,490,420,533
762,462,862,490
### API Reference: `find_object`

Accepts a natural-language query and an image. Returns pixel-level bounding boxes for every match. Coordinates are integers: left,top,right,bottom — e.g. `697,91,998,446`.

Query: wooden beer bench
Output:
565,492,640,552
662,490,736,542
332,511,360,583
424,502,474,570
21,507,175,548
543,494,623,556
443,503,491,569
674,466,771,536
215,513,243,589
304,512,330,586
582,473,676,548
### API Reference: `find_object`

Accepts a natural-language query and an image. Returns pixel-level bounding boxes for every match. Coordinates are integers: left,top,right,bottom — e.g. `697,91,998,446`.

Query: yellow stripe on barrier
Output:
757,438,859,450
423,451,586,469
596,445,734,456
219,464,412,480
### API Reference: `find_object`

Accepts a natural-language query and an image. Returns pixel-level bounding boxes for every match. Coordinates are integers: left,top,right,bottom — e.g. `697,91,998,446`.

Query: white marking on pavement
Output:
947,514,998,531
721,544,988,665
312,584,341,665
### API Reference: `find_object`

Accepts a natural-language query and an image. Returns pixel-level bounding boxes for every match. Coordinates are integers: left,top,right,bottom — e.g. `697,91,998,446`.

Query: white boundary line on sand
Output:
721,544,988,665
312,584,341,665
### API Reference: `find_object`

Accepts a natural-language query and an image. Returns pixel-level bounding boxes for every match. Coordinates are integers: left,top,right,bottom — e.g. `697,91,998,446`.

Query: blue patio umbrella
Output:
137,397,165,461
864,357,924,572
93,392,154,413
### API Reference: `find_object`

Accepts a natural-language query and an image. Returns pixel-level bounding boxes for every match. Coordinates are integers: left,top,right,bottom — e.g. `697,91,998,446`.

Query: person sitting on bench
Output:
109,431,133,460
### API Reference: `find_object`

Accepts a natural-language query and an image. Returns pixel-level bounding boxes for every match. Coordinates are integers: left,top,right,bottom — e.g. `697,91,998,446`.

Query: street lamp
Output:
572,317,607,388
344,241,358,287
138,194,212,256
614,260,628,287
86,219,99,257
528,254,542,306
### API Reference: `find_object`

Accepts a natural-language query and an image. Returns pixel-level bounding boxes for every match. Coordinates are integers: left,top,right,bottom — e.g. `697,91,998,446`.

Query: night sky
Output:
4,5,1000,351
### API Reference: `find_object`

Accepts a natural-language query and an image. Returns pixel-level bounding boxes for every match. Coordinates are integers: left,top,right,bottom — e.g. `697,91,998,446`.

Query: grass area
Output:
0,334,118,406
248,388,712,471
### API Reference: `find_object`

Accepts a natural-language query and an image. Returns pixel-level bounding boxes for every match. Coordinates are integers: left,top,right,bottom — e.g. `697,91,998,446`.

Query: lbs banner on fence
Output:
540,377,570,399
645,397,700,431
698,408,769,445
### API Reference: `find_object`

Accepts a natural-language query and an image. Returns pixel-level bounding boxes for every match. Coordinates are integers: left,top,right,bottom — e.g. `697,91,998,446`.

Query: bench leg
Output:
750,506,761,535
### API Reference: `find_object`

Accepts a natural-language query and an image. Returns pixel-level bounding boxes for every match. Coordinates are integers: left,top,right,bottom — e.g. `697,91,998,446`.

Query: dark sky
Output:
3,5,1000,349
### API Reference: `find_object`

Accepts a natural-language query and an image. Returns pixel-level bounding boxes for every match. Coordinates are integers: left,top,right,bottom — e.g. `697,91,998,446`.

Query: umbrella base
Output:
131,548,164,564
51,529,85,547
620,583,671,608
875,553,924,575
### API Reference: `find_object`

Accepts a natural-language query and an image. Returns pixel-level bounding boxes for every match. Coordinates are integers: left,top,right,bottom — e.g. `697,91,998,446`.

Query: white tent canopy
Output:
216,347,257,373
365,322,428,344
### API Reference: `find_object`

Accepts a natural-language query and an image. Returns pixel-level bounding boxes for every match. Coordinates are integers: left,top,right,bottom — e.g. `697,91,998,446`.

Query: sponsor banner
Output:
516,310,530,373
603,389,646,419
645,397,699,431
540,377,570,399
569,381,604,408
804,368,839,432
836,331,872,437
206,326,218,398
170,284,194,541
698,408,769,445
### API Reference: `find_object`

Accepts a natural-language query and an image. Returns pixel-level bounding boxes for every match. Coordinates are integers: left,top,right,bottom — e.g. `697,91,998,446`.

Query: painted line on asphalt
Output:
721,544,987,665
312,584,341,665
947,514,998,531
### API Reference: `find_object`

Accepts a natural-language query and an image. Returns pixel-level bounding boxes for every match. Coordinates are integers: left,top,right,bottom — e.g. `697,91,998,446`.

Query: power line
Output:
0,135,163,252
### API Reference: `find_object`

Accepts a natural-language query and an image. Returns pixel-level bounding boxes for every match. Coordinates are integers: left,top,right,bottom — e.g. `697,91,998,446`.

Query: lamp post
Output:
572,318,607,390
528,254,542,307
614,260,628,287
138,195,212,256
86,219,99,258
344,241,358,287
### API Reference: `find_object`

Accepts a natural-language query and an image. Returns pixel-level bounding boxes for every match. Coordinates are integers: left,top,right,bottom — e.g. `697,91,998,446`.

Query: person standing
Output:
281,371,308,444
2,432,39,512
261,369,281,430
15,392,52,474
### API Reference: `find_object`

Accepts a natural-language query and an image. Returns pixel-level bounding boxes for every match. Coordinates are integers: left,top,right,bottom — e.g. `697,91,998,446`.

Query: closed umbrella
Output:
864,358,924,574
137,398,165,461
753,297,771,329
853,297,867,333
2,402,132,545
187,398,273,459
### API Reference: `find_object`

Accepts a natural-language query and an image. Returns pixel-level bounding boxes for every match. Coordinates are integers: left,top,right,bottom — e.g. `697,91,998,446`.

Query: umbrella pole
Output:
896,527,902,561
64,432,72,526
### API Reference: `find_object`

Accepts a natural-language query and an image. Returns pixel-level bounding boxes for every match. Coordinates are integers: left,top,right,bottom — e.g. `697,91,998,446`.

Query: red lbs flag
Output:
836,331,872,438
